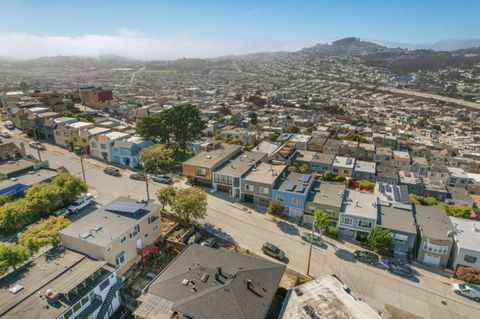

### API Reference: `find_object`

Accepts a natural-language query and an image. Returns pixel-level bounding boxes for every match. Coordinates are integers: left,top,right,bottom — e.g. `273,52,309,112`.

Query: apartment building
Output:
90,131,131,162
59,198,162,277
272,172,315,221
54,121,94,150
241,163,287,207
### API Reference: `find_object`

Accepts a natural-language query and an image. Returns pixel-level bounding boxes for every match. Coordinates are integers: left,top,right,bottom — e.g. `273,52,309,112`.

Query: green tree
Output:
0,201,33,231
24,183,64,218
446,205,471,218
136,104,205,153
268,132,280,142
218,105,231,115
248,112,258,125
313,209,329,232
322,171,334,181
0,243,31,274
157,186,177,211
267,201,284,220
298,164,310,173
285,126,300,134
19,216,71,252
50,173,87,205
171,187,207,224
140,144,175,173
366,227,392,254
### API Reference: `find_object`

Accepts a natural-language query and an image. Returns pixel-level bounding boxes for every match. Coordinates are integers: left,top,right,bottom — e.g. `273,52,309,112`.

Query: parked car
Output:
55,207,70,217
201,238,218,248
262,242,285,261
451,283,480,302
4,122,14,130
353,250,379,265
385,260,414,277
300,232,323,246
29,141,45,150
67,193,94,213
130,172,146,181
0,131,11,138
152,174,172,184
103,166,120,176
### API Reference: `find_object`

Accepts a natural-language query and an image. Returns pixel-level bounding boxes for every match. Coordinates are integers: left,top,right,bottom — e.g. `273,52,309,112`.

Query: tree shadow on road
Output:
276,221,299,236
334,248,357,263
201,223,236,248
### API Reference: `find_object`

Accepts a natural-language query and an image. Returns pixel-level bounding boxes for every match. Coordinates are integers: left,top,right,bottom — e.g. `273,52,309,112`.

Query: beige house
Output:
54,121,94,150
59,197,162,277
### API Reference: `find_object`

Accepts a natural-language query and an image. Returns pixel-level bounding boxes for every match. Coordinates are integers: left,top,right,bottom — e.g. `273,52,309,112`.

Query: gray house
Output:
353,160,376,182
415,206,454,267
376,183,417,258
241,163,287,207
449,217,480,271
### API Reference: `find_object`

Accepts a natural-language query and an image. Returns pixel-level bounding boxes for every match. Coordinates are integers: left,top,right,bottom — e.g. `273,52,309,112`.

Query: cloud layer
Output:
0,34,317,60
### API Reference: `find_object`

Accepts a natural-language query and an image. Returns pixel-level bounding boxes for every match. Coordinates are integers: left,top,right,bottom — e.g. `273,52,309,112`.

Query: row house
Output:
272,172,315,221
54,121,94,150
241,163,287,207
90,131,131,162
111,136,152,169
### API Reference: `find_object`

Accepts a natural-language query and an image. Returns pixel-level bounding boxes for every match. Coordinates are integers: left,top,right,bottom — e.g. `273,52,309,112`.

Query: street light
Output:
144,165,150,202
306,220,315,276
32,129,42,161
79,149,86,184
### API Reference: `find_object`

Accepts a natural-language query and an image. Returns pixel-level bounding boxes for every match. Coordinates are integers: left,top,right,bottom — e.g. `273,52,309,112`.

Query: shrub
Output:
457,266,480,284
267,201,285,218
335,175,346,182
18,216,71,252
325,226,338,238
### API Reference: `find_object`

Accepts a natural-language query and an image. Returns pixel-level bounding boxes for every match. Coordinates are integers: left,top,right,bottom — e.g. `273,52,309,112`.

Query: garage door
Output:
423,253,441,265
339,228,355,239
286,207,303,221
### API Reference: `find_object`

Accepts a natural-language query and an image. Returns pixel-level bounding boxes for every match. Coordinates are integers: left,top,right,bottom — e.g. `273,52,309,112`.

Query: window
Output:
91,142,97,148
153,225,159,231
99,278,110,291
144,233,149,239
214,174,232,185
324,208,334,216
259,187,269,195
196,167,207,176
72,301,82,312
358,220,373,229
245,184,254,192
423,242,448,254
100,144,106,149
63,309,74,319
292,198,301,205
115,253,125,266
341,217,353,225
276,195,284,203
120,235,127,244
148,214,159,224
308,206,315,213
105,244,112,253
132,224,140,236
81,296,89,306
394,233,408,243
464,255,477,263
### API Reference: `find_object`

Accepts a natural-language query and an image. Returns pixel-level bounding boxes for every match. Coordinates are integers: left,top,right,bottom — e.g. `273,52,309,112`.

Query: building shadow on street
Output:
276,221,299,236
334,248,357,263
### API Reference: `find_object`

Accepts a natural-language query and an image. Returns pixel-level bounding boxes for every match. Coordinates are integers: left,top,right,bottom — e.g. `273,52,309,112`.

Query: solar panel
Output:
105,201,146,214
296,186,306,193
286,183,296,191
301,174,311,183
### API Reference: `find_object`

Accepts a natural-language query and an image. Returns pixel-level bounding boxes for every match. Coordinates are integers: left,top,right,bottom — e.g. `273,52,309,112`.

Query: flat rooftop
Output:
0,158,36,177
279,275,381,319
214,151,266,178
449,216,480,252
60,197,160,247
376,182,411,210
415,206,454,240
243,162,286,185
275,171,315,195
379,206,416,234
184,144,241,168
341,190,377,219
307,181,346,208
0,169,58,193
354,160,376,174
333,156,355,169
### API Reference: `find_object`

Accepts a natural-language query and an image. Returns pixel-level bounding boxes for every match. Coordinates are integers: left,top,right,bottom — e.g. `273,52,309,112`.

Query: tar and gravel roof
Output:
341,190,377,219
449,216,480,252
214,151,266,178
184,144,242,168
307,181,346,208
242,162,286,185
415,206,454,240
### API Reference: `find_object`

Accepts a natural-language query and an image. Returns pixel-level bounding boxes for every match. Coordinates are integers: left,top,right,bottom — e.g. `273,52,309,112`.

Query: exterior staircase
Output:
96,282,119,319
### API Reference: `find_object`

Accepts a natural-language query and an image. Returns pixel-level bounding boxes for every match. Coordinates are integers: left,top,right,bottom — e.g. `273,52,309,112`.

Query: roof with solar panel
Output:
376,182,412,210
275,171,315,194
332,156,356,169
59,197,161,247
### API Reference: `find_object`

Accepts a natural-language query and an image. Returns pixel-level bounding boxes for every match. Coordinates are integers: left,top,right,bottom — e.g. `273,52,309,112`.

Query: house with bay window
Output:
415,206,454,267
212,151,266,198
337,190,377,242
0,247,121,319
272,172,315,222
241,163,287,207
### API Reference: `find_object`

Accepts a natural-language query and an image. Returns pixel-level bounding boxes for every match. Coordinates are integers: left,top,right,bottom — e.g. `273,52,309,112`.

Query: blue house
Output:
111,136,152,168
272,172,315,222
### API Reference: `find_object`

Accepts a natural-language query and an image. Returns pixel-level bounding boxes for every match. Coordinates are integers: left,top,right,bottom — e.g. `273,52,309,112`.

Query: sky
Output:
0,0,479,60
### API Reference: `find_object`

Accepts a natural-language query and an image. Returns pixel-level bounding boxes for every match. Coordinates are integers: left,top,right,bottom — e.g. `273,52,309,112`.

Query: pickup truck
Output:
451,283,480,302
67,194,94,214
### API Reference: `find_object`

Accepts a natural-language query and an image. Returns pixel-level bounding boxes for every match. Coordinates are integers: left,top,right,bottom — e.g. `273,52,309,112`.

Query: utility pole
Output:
144,166,150,201
80,150,86,184
32,129,42,161
306,220,315,276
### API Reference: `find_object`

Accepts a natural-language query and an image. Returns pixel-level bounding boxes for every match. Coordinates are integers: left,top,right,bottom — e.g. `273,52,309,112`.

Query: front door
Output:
136,238,143,249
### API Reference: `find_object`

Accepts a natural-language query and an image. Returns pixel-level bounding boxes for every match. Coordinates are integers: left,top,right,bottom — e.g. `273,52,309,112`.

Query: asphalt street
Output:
5,130,480,319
